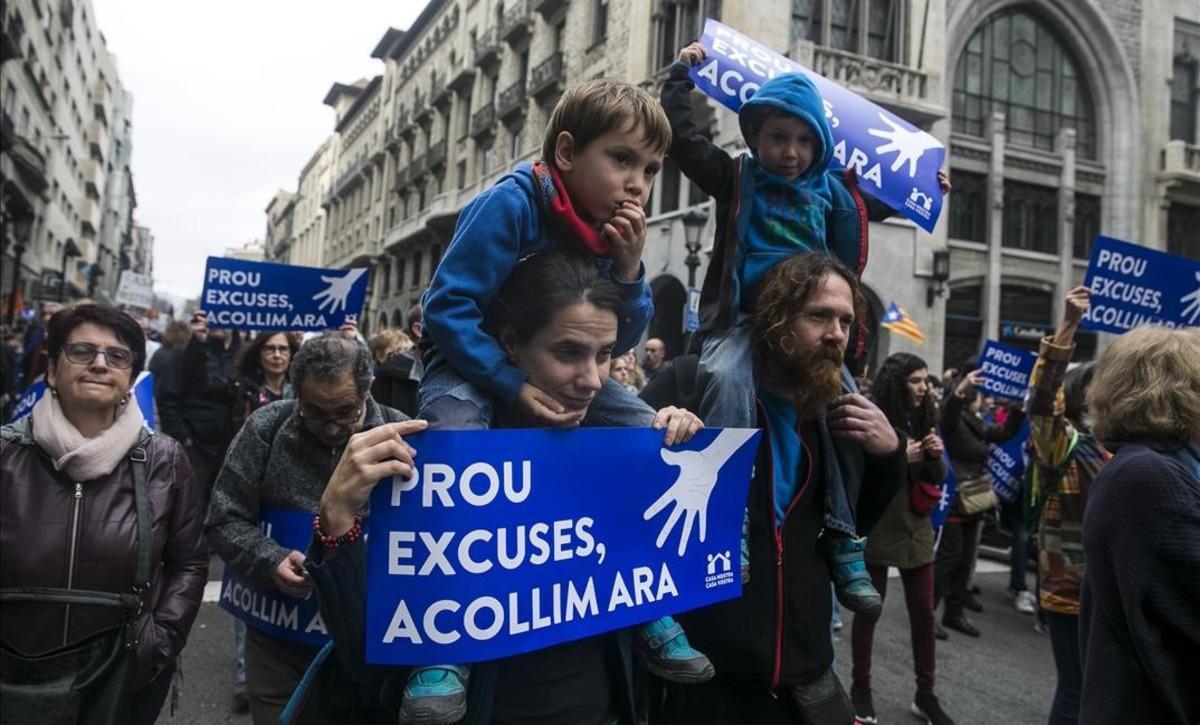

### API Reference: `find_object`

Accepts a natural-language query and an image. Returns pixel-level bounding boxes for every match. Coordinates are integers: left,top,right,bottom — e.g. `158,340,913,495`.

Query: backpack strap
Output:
128,440,153,595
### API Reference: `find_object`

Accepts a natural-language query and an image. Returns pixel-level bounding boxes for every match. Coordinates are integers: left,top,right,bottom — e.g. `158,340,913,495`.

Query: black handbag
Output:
0,442,153,725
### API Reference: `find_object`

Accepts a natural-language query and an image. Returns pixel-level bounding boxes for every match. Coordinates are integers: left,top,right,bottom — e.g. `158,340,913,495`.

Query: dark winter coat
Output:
0,420,209,689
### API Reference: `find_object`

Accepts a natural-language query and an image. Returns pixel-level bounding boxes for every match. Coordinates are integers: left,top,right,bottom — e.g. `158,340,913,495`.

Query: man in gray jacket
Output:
206,333,416,724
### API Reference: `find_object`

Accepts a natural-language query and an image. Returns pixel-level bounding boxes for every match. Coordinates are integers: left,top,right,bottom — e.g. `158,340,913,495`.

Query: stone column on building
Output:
1055,127,1077,315
983,110,1006,342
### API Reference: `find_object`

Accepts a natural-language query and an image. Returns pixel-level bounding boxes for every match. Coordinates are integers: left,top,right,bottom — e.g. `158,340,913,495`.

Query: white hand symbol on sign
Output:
312,269,367,315
867,113,941,177
1181,272,1200,325
643,429,757,557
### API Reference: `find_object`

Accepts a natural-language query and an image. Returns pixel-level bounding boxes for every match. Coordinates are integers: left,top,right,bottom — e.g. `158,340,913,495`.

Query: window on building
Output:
381,263,391,296
397,257,406,288
1001,283,1053,326
948,170,987,242
1003,180,1058,254
1172,20,1200,143
1167,202,1200,260
789,0,902,63
593,0,608,45
953,9,1097,158
1073,192,1100,260
411,251,423,286
1170,54,1198,144
791,0,823,46
510,124,523,160
457,159,467,189
943,283,983,371
458,91,473,139
653,0,722,70
657,157,682,215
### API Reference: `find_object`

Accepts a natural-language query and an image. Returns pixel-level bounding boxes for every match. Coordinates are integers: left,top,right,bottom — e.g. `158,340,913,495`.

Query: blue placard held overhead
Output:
986,419,1031,504
1082,235,1200,334
218,506,330,648
200,257,369,332
689,19,947,233
977,340,1037,402
8,372,156,429
364,427,760,665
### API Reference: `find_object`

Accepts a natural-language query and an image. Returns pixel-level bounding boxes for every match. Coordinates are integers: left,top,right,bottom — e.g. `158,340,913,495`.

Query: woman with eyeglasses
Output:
0,304,209,724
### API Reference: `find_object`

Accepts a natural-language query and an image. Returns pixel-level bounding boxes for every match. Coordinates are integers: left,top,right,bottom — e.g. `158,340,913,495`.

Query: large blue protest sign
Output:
200,256,369,332
978,340,1037,402
1082,235,1200,334
987,419,1031,504
689,19,946,232
8,372,156,429
364,427,760,665
219,506,330,647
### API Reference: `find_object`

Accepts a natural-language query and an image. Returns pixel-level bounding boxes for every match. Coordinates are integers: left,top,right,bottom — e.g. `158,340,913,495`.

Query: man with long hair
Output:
662,253,906,724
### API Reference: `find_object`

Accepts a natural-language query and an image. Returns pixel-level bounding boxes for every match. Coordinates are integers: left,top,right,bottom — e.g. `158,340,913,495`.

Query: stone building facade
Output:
1,0,139,313
268,0,1199,370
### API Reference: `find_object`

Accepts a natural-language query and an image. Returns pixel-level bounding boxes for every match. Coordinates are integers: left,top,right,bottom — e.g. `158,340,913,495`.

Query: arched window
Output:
952,10,1097,158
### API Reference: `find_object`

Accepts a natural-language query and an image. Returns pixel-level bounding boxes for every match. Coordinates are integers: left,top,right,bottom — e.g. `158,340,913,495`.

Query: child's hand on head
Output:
678,43,706,67
603,200,647,283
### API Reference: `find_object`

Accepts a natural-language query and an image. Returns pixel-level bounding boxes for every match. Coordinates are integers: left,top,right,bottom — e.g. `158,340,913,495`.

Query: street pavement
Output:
160,559,1055,724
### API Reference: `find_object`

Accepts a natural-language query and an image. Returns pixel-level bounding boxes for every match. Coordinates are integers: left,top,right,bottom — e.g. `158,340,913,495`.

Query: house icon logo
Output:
904,187,934,220
704,549,737,589
706,550,732,576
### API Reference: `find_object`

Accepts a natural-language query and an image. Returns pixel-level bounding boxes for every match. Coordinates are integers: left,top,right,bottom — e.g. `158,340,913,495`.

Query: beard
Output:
769,341,845,416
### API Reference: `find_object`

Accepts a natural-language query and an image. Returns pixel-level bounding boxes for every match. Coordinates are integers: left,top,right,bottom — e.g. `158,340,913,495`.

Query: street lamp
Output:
926,248,951,307
60,238,81,302
681,209,709,342
681,209,709,289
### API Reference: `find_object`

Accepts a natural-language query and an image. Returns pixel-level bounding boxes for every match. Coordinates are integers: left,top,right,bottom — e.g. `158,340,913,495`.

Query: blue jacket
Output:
422,164,653,405
662,62,891,340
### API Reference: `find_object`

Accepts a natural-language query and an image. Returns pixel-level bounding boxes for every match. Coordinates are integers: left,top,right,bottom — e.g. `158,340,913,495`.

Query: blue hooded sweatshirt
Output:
735,73,837,307
421,163,653,405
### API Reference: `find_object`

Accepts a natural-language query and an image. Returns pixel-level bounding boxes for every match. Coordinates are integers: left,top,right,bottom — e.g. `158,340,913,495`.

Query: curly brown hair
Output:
751,253,866,365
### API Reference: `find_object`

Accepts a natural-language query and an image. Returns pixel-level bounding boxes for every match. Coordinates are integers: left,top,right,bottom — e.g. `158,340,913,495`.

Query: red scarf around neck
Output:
531,161,612,256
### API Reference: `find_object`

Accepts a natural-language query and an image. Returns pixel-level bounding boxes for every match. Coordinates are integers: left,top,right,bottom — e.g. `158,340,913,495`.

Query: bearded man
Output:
660,252,907,725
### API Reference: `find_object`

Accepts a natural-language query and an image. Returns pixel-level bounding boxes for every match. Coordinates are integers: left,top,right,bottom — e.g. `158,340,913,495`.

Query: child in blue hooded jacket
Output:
664,42,950,620
407,79,715,725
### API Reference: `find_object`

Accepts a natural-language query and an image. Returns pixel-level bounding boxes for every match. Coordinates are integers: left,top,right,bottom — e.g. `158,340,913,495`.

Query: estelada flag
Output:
881,302,926,343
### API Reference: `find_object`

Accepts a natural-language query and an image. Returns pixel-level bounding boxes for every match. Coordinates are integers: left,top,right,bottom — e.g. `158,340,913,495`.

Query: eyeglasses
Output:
298,404,363,429
262,344,291,356
63,342,135,370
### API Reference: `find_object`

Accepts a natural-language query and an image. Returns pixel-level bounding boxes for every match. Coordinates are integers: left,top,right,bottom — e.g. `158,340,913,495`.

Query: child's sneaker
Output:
636,616,715,683
822,534,882,621
397,665,469,725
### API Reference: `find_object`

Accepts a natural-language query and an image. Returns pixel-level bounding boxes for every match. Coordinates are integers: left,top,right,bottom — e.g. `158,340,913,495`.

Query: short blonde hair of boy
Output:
1086,325,1200,445
368,328,412,362
541,79,672,165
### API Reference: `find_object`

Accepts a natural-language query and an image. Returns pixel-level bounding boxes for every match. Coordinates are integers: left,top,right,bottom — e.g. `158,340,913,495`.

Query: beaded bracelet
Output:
313,514,364,551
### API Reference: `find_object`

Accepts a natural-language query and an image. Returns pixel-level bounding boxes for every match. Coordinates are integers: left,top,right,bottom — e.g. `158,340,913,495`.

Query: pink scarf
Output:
29,392,146,482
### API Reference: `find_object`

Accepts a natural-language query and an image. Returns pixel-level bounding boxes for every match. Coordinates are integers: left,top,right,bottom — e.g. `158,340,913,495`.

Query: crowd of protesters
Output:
2,54,1198,725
